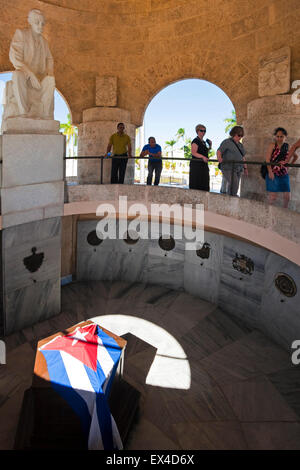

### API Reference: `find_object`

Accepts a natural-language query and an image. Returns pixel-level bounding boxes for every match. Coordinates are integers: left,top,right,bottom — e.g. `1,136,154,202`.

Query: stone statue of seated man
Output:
2,9,55,128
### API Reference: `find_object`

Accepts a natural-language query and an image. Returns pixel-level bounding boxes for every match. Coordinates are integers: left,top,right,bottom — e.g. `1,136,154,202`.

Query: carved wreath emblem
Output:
274,273,297,297
232,253,254,275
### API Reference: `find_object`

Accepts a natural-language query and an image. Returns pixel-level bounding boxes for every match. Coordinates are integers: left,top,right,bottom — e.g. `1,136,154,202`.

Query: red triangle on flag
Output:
41,324,99,371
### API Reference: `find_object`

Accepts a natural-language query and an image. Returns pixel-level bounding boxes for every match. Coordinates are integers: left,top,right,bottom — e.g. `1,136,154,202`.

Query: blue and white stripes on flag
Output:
39,323,123,450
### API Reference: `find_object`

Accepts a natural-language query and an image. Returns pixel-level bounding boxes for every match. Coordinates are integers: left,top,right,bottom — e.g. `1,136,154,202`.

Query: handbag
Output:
228,139,245,171
260,164,268,179
260,143,289,180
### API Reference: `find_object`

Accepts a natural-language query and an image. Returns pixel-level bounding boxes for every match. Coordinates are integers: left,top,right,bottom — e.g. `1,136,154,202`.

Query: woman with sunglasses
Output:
217,126,247,196
189,124,212,191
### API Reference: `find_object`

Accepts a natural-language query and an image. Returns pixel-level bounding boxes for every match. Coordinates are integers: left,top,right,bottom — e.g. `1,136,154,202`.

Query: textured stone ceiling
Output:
0,0,300,125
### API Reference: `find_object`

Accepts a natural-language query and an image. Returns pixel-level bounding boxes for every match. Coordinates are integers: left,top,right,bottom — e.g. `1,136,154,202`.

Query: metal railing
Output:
63,155,300,196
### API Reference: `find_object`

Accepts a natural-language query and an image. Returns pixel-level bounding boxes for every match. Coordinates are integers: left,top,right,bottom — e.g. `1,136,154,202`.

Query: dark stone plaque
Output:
124,230,139,245
87,230,103,246
23,247,44,273
196,242,211,259
158,236,175,251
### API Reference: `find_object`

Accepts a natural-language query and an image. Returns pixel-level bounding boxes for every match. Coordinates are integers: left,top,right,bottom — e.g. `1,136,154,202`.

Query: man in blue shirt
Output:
140,136,162,186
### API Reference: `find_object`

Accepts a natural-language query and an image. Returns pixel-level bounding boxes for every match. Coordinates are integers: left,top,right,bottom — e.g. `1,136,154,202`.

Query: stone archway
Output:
120,52,254,128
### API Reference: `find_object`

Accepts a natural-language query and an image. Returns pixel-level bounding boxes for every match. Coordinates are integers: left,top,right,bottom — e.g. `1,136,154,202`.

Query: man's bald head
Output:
28,9,45,34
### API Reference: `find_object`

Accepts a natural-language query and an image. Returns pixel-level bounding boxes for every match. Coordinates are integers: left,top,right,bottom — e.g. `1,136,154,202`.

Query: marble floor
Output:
1,280,300,450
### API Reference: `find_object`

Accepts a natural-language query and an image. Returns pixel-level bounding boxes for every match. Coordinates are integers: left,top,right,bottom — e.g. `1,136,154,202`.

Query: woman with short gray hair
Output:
217,126,248,196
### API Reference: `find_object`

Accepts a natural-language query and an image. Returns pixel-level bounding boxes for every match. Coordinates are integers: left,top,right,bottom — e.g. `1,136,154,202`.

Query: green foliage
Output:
60,113,78,157
224,110,237,134
183,139,192,159
175,127,192,159
175,128,185,141
164,127,216,163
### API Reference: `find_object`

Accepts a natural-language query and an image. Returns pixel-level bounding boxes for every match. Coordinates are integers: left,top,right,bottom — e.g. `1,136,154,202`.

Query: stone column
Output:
77,107,136,184
241,95,300,211
77,75,136,185
0,118,64,335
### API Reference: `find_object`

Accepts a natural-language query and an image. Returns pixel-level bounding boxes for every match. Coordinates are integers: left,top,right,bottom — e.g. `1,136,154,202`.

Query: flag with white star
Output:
39,323,123,450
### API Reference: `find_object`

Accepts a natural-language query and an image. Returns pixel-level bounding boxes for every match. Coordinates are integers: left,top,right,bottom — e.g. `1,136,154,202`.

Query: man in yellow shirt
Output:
105,123,132,184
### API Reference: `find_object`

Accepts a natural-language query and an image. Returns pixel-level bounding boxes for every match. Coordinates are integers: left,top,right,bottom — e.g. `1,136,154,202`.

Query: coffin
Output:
14,320,140,450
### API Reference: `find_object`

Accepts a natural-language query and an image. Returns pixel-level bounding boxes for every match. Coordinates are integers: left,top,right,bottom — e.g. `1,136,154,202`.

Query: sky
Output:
0,74,234,153
141,79,235,154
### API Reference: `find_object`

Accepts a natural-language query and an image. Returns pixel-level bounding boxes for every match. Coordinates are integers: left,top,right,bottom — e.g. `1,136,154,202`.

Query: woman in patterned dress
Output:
265,127,294,208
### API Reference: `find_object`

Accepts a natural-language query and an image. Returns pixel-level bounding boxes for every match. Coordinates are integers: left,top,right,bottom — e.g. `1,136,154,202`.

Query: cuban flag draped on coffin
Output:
39,323,123,450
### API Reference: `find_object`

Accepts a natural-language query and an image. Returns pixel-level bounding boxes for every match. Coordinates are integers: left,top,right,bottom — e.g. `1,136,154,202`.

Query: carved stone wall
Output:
258,47,291,97
241,95,300,211
1,0,300,126
96,76,118,107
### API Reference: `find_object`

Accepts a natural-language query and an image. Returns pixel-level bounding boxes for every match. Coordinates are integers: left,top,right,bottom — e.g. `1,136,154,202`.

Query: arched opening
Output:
135,78,236,193
0,72,77,177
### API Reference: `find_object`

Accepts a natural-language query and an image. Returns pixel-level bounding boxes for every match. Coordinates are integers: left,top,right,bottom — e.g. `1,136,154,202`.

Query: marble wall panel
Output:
184,264,219,304
77,249,116,282
1,217,62,335
145,221,185,290
1,134,64,188
2,217,61,294
147,221,185,261
260,253,300,350
184,232,224,269
218,236,268,330
3,217,61,248
77,219,185,290
76,218,116,254
4,238,61,293
110,251,148,284
4,278,60,335
76,219,300,353
145,255,184,291
184,232,224,304
1,181,64,215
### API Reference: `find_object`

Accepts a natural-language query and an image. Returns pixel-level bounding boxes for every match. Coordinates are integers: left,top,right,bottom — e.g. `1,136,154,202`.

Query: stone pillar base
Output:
241,95,300,212
77,107,136,185
0,129,64,334
0,218,61,335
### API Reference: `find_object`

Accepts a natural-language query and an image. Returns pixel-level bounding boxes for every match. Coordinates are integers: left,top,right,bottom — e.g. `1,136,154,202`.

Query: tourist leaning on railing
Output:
217,126,248,197
140,136,162,186
265,127,298,209
105,122,132,184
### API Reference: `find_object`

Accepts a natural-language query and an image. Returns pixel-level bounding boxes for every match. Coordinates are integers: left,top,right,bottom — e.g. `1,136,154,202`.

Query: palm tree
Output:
175,128,192,159
165,139,177,158
224,110,237,134
175,128,186,142
60,113,78,158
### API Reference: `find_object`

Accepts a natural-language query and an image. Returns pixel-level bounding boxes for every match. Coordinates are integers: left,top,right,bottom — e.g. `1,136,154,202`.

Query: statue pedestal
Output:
0,123,65,335
77,107,136,184
241,95,300,211
2,117,60,135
